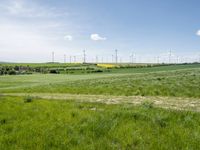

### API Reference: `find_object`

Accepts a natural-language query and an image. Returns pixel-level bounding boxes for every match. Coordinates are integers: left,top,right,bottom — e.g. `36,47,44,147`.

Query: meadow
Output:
0,63,200,149
1,96,200,150
0,64,200,98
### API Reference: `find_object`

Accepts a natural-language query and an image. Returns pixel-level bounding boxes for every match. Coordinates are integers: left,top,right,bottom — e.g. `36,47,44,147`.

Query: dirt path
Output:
2,93,200,112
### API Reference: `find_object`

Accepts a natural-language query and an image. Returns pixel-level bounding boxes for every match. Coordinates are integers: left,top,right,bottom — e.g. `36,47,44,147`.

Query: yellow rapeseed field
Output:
97,64,118,68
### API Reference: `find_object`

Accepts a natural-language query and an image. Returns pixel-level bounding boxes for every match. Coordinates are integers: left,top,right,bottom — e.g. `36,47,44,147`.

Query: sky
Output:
0,0,200,63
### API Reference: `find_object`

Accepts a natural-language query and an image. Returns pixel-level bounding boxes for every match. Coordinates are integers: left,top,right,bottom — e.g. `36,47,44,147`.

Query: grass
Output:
1,65,200,98
1,63,200,149
111,63,200,73
1,96,200,149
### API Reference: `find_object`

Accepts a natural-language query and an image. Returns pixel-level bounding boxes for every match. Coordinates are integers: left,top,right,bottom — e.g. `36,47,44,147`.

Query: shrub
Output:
157,77,162,81
14,66,20,71
95,69,103,73
0,119,6,125
24,96,33,103
8,70,16,75
49,69,60,74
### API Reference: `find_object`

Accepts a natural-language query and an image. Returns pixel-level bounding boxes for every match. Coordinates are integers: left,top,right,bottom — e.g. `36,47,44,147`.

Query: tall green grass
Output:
0,96,200,149
1,68,200,98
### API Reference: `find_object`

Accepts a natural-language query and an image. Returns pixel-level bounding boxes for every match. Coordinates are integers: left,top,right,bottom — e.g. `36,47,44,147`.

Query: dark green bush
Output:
49,69,60,74
8,70,16,75
24,96,33,103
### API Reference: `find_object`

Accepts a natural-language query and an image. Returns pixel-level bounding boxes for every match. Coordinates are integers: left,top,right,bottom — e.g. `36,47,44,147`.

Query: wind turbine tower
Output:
83,50,86,63
52,51,54,63
115,49,118,64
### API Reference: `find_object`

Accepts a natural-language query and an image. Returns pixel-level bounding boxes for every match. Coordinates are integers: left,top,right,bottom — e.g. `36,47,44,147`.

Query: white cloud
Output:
90,34,106,41
64,35,73,41
0,0,68,18
6,0,27,15
196,30,200,36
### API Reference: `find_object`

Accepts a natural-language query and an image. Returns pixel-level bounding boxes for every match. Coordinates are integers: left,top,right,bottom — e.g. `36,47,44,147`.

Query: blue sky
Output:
0,0,200,63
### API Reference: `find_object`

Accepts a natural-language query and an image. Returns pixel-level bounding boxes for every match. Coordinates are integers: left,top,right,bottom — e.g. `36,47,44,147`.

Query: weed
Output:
0,119,6,125
153,114,168,128
141,101,154,109
24,96,33,103
71,111,78,118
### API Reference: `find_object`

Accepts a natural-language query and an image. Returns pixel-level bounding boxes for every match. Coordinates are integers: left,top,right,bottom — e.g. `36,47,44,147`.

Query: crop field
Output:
0,63,200,149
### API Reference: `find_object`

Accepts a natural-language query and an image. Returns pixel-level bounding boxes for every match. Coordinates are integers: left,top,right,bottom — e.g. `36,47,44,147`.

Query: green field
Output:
0,63,200,149
1,64,200,98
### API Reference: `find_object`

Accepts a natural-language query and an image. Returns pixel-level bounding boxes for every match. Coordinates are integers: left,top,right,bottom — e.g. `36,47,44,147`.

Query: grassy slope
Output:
1,64,200,98
1,64,200,149
111,63,200,73
1,96,200,150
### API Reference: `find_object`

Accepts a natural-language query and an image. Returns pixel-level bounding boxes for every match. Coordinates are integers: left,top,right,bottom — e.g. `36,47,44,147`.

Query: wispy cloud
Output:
0,0,68,18
90,34,106,41
64,35,73,41
6,0,32,16
196,30,200,36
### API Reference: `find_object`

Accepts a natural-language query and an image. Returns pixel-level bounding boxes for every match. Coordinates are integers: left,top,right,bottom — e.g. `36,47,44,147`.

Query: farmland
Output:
0,63,200,98
0,63,200,149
